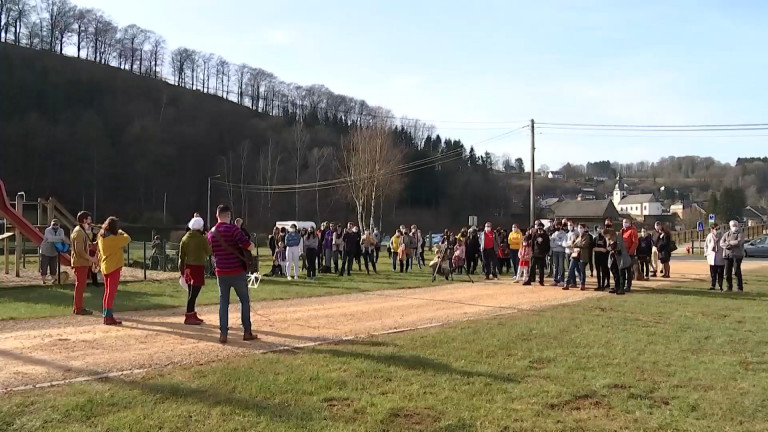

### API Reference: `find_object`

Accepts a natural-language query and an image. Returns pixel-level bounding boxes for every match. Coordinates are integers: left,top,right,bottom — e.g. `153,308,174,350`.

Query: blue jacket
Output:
285,231,302,247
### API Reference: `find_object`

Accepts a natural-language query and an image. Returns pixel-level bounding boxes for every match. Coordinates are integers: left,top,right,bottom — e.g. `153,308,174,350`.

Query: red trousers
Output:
72,266,89,311
103,268,122,311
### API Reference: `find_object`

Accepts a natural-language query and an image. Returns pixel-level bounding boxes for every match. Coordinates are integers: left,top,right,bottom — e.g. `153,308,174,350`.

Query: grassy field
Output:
0,259,447,320
2,272,767,431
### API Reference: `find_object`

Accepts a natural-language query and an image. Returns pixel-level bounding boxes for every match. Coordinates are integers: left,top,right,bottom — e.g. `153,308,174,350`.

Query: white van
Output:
275,221,316,231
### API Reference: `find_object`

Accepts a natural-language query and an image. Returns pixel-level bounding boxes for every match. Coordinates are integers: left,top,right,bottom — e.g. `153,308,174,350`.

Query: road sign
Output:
709,214,715,223
697,221,704,232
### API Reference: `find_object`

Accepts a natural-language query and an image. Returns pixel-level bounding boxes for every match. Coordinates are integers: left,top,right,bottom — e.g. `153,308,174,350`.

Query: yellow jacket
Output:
70,226,92,267
390,234,401,250
98,231,132,275
508,231,523,250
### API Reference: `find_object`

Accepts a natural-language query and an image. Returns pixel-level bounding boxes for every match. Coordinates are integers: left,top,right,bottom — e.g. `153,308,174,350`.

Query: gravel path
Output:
1,260,763,392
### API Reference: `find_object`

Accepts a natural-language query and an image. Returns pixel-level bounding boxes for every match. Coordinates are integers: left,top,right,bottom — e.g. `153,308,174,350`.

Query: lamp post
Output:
207,175,221,229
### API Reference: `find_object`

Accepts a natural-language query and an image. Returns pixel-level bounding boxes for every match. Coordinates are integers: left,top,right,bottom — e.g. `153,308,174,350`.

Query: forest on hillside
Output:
1,0,765,233
0,42,527,232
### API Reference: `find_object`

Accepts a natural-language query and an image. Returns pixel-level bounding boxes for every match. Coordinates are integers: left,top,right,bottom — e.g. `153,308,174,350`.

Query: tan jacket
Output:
70,225,91,267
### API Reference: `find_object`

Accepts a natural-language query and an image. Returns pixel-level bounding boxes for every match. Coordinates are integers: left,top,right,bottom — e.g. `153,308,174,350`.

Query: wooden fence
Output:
671,224,766,254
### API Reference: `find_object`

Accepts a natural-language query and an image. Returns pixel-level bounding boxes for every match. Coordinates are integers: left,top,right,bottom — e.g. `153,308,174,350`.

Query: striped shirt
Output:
207,222,252,276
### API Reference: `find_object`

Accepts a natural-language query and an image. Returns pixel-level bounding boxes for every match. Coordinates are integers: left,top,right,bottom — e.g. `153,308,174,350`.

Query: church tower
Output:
613,172,626,207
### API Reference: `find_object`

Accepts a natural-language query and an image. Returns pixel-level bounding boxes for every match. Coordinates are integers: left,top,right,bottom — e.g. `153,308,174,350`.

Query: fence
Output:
670,224,766,255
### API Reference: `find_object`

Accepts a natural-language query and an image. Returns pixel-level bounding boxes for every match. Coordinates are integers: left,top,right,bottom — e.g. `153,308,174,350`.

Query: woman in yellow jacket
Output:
97,217,132,325
508,224,523,276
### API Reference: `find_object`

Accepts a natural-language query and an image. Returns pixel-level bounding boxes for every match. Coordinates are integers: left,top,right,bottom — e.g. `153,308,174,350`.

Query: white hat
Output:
188,217,205,231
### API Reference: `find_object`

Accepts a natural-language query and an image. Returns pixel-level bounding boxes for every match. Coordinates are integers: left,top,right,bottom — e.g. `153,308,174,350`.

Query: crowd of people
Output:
46,204,748,342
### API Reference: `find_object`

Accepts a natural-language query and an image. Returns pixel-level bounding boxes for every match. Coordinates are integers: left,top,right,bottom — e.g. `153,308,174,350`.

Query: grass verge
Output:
0,259,452,320
1,272,767,431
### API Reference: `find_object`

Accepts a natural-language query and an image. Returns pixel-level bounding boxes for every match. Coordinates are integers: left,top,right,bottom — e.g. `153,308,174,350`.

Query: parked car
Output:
744,236,768,258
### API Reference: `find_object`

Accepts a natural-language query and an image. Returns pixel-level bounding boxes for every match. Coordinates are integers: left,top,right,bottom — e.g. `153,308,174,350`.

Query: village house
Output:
612,173,663,217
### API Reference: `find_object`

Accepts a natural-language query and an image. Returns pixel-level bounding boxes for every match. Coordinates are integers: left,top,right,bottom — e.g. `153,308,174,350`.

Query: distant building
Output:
539,197,561,208
550,199,621,227
612,173,662,217
744,206,768,226
547,171,564,179
670,201,707,220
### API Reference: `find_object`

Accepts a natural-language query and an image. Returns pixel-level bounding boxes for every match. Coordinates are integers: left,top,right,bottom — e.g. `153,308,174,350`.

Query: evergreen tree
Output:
467,146,478,167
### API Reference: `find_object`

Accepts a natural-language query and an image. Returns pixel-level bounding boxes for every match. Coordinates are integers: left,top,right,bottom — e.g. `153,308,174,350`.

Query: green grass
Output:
0,257,448,320
2,272,768,431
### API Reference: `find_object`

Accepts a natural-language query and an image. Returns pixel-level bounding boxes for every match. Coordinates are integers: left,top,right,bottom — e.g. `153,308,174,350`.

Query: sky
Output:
77,0,768,170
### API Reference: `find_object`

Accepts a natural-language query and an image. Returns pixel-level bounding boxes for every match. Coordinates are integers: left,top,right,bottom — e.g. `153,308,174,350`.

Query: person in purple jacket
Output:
208,205,258,344
323,223,335,273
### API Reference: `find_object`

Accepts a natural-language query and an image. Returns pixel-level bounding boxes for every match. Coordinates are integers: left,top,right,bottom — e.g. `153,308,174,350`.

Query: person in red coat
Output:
620,219,639,290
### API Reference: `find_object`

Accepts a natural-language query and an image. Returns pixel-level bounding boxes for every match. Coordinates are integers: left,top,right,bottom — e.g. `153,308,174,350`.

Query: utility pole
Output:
207,175,221,229
529,119,535,226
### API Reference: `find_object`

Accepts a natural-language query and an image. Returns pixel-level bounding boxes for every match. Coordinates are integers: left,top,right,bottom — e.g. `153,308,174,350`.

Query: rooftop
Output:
618,194,656,205
551,199,619,218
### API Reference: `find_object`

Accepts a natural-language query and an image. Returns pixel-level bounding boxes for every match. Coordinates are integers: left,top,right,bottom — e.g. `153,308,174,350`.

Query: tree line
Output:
0,41,528,234
553,156,768,209
0,0,452,145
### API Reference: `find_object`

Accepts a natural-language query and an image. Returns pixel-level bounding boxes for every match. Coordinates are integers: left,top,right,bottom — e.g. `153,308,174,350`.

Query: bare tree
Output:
5,0,32,44
234,63,248,104
340,123,402,229
42,0,72,51
293,121,308,219
215,57,230,99
54,0,75,54
147,32,165,78
0,0,8,41
118,24,143,72
72,6,91,57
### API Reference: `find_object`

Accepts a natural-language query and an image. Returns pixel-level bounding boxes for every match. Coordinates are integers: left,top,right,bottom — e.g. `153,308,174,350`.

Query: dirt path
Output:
1,260,765,392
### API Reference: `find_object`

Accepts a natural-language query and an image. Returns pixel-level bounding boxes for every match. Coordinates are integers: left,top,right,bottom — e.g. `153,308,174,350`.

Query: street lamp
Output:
207,175,221,230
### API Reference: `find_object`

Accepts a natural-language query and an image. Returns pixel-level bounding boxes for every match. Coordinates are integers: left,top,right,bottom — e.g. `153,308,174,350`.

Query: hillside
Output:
0,43,525,232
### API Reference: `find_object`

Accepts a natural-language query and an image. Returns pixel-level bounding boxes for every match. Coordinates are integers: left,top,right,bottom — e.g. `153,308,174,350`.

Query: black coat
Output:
531,231,551,258
466,235,481,257
342,230,361,253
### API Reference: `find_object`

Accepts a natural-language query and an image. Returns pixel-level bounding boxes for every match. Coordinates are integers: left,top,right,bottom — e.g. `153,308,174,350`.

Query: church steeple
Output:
613,172,626,206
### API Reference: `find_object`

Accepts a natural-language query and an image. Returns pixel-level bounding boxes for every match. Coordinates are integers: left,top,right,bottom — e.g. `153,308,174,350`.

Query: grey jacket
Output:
41,226,68,257
608,236,632,270
720,229,744,259
550,230,567,253
303,235,319,251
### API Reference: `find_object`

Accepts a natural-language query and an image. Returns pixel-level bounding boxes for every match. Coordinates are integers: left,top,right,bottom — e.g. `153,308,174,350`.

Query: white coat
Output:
705,232,725,266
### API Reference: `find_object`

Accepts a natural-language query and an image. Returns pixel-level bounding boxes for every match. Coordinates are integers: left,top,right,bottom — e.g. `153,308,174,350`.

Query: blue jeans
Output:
553,251,565,283
567,257,583,286
217,272,251,336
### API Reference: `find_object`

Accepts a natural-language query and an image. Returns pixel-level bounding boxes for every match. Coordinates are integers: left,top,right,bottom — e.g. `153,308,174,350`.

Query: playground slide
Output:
0,179,71,266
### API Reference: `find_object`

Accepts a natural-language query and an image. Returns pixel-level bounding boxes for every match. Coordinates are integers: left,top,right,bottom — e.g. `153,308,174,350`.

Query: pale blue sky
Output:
79,0,768,169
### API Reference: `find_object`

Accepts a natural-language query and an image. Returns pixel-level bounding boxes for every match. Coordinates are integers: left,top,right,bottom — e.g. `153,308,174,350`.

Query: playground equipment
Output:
0,179,72,277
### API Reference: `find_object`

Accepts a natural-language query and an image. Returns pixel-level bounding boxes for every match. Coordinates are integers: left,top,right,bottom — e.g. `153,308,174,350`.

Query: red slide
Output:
0,179,71,266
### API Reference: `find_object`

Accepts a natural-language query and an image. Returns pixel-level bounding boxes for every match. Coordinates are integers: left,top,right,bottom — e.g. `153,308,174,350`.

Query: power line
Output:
214,153,469,194
537,122,768,128
537,126,768,132
540,131,768,139
212,126,528,193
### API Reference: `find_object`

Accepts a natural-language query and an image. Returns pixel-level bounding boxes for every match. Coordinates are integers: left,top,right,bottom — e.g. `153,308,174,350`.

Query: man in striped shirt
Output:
208,205,258,344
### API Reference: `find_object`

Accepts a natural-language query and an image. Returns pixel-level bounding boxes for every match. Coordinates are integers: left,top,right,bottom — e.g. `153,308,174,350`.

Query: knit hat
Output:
188,217,205,231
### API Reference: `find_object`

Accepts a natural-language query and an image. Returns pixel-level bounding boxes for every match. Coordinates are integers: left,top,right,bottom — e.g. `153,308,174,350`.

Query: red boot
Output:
104,316,122,326
184,312,203,325
192,312,204,323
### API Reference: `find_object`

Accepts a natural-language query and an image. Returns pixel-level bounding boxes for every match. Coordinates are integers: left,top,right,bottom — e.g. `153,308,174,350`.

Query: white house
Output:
547,171,564,179
612,173,663,217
